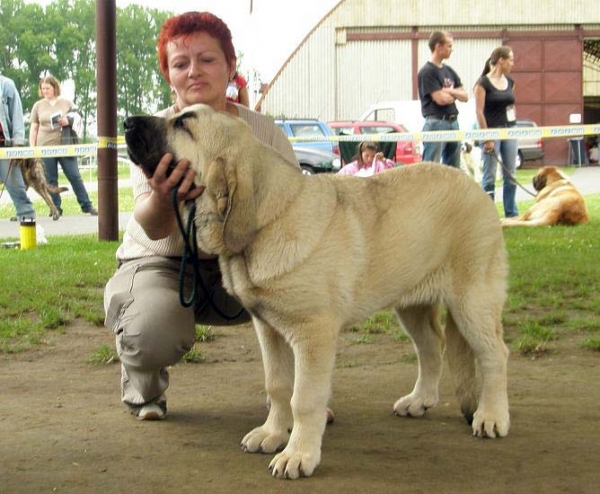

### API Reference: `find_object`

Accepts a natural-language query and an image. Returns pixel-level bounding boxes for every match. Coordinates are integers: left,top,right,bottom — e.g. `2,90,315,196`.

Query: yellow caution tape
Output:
0,144,97,159
287,123,600,143
96,135,126,149
0,136,126,160
1,124,598,160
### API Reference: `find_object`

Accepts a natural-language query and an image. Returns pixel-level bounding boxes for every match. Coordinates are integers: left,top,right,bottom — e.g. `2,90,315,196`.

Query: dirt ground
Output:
0,321,598,494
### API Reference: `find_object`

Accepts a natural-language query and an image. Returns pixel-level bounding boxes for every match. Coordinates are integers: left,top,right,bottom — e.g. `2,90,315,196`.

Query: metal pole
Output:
96,0,119,241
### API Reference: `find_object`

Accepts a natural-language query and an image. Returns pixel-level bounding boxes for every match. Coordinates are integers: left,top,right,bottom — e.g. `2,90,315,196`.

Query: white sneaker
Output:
134,403,166,421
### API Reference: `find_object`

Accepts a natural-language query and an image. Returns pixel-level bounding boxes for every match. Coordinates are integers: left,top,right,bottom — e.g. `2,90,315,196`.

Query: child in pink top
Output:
337,141,395,176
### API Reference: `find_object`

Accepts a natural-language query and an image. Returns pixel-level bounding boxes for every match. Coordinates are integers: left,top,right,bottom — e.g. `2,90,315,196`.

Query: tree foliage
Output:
117,4,172,119
0,0,173,138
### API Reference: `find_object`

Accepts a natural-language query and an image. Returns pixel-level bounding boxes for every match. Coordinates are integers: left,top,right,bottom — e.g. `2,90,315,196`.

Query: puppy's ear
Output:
204,157,257,253
204,157,230,218
223,159,257,253
532,171,547,192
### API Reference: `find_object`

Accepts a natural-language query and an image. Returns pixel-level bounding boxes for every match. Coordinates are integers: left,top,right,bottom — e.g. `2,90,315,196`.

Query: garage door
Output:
509,36,582,165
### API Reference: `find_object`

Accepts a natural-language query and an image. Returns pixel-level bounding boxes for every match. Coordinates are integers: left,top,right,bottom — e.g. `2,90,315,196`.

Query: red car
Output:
328,120,422,165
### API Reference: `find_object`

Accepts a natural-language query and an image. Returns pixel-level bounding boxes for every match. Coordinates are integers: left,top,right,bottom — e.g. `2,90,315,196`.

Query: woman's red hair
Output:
157,11,236,84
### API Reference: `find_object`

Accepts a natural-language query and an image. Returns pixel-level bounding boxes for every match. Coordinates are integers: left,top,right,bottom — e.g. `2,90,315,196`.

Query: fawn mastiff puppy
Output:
124,104,510,480
502,166,589,227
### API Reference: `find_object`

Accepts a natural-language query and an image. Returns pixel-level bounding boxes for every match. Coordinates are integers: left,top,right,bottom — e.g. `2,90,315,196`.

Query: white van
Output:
358,99,477,133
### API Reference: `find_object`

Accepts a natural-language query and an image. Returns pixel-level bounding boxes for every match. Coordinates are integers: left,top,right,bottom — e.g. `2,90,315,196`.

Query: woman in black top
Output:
474,46,518,218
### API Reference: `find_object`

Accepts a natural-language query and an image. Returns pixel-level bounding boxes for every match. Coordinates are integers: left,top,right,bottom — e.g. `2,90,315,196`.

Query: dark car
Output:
515,118,544,168
293,146,341,175
275,119,339,155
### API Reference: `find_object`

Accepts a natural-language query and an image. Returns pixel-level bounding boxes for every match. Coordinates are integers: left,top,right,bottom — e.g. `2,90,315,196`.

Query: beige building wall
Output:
257,0,600,126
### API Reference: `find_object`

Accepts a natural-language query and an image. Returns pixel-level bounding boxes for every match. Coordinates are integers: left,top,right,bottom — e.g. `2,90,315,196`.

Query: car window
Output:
372,109,396,122
516,120,535,128
362,125,396,134
290,124,326,138
331,126,354,136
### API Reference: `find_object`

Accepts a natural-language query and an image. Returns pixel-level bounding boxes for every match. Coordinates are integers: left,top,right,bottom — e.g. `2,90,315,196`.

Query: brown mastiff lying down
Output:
124,104,510,480
502,166,589,227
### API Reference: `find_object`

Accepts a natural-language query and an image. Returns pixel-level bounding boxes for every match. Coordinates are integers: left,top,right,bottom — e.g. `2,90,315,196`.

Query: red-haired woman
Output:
104,12,298,420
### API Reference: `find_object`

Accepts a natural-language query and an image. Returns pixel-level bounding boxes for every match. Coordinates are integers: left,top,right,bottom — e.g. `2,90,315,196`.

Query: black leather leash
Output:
171,188,244,320
488,148,536,198
0,160,15,202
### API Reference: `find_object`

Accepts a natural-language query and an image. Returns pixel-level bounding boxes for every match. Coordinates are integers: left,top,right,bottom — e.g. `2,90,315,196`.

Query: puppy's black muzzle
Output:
124,115,174,177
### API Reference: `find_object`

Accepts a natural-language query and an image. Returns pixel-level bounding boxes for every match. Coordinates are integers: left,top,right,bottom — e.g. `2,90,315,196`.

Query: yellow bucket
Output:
20,218,37,250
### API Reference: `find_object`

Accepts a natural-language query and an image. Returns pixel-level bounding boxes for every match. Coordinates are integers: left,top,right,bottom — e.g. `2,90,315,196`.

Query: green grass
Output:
87,344,119,365
178,325,216,364
347,310,410,343
0,187,134,218
0,235,120,353
580,337,600,351
500,194,600,353
1,166,599,361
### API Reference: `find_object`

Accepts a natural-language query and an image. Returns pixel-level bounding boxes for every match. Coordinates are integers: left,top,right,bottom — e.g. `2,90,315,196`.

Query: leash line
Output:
489,148,536,198
0,159,15,205
172,187,244,321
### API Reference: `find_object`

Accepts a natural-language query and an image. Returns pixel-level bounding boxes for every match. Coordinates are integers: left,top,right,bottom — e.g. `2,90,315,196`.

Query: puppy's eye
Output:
174,116,187,130
173,112,197,134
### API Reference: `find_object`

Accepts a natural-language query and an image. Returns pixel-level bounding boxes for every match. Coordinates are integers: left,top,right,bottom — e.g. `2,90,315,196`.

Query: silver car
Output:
515,119,544,168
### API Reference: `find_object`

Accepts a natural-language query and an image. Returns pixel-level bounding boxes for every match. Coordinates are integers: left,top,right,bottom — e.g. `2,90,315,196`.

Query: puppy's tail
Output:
47,185,69,194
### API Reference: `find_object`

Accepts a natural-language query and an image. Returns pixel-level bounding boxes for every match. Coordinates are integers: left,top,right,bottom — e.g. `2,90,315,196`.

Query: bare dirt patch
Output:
0,323,598,494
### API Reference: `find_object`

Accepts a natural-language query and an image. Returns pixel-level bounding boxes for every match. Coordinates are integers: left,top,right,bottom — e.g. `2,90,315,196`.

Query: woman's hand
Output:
147,153,204,204
374,152,386,162
483,140,495,154
134,154,204,240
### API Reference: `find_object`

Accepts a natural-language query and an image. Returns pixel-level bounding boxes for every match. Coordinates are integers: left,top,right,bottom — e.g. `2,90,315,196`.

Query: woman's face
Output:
500,51,515,74
361,147,377,165
41,83,56,99
166,31,235,111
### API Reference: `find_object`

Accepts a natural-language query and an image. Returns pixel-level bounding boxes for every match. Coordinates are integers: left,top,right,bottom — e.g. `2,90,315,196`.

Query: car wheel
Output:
300,166,314,175
516,150,523,169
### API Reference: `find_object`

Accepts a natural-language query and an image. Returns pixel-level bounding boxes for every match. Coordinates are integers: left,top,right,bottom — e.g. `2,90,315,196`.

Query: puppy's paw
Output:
393,391,439,417
241,426,289,454
471,406,510,438
269,446,320,480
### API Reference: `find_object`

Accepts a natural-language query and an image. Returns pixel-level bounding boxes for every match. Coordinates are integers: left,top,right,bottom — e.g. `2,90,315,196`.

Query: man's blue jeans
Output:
43,156,93,211
481,138,519,218
422,117,461,168
0,159,35,220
